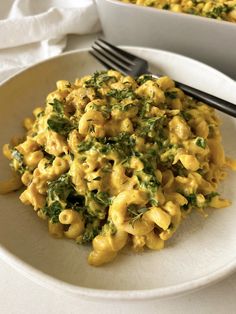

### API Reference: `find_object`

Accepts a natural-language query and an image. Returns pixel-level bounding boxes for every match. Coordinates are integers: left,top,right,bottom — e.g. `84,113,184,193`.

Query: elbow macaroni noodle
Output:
1,70,235,266
121,0,236,23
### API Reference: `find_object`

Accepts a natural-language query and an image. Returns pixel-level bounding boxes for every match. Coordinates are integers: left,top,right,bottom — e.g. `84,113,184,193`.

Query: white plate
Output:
0,47,236,300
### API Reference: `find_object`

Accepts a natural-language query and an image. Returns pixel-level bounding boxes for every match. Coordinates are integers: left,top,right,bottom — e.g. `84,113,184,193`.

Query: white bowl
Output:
96,0,236,80
0,47,236,300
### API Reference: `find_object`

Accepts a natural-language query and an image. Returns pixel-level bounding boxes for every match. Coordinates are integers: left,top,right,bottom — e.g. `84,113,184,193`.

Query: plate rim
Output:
1,241,236,300
0,46,236,300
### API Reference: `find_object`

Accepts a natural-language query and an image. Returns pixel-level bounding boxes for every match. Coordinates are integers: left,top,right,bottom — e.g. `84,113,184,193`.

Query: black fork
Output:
90,38,236,118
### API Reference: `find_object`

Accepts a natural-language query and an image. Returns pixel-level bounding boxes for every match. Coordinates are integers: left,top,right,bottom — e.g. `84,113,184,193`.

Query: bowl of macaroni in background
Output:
96,0,236,80
0,47,236,300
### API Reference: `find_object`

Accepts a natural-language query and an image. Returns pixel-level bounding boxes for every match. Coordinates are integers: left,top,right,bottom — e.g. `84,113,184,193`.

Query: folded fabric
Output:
0,0,101,81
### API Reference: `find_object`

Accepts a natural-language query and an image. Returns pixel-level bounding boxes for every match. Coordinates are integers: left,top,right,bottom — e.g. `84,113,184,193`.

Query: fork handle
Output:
175,81,236,117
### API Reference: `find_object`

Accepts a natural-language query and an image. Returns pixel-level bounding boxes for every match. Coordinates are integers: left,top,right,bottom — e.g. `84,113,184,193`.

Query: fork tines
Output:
91,38,141,75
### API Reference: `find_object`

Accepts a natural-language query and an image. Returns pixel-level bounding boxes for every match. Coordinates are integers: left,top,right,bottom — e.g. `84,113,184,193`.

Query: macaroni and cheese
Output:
1,70,235,266
121,0,236,22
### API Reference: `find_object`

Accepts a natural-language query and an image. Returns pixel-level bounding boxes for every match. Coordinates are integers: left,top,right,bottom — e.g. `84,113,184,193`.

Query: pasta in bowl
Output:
1,69,235,267
121,0,236,23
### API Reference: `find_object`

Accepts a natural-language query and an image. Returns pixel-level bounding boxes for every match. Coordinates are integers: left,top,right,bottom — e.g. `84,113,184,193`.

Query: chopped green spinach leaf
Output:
47,115,74,136
196,137,206,149
49,99,64,116
127,204,148,227
165,91,178,99
48,174,74,202
84,71,116,89
11,148,26,174
107,88,135,100
42,201,63,223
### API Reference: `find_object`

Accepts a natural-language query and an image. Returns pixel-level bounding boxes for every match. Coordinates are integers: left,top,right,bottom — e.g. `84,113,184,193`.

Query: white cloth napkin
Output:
0,0,101,82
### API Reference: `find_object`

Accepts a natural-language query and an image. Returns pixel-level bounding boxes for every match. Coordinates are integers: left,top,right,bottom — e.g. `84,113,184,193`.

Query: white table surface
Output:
1,33,236,314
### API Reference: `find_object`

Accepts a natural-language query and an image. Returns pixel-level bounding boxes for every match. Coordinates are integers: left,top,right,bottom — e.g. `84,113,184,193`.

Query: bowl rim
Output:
1,245,236,300
97,0,236,29
0,46,236,300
